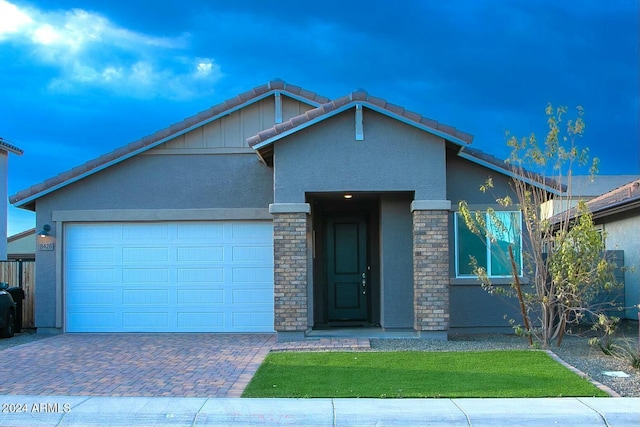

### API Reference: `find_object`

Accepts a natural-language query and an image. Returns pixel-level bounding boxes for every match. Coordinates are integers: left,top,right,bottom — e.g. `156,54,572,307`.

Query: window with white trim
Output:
455,211,523,277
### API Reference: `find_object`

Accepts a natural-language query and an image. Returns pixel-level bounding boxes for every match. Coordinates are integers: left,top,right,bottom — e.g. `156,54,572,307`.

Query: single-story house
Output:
10,80,562,338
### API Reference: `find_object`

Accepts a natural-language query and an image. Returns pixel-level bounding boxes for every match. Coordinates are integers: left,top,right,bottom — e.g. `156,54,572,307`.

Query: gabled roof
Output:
551,178,640,224
248,89,474,165
457,146,565,195
8,228,35,243
10,80,329,210
558,175,640,198
0,137,23,156
585,178,640,218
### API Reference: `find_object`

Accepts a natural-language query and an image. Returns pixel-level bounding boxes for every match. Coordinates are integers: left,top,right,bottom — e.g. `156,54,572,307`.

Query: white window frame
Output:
454,211,523,278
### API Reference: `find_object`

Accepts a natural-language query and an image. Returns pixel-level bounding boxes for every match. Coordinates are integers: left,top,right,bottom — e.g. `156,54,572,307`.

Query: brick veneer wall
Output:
412,209,449,331
273,212,308,332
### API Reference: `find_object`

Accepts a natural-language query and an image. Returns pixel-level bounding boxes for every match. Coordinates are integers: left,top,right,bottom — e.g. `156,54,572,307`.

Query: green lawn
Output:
242,350,609,398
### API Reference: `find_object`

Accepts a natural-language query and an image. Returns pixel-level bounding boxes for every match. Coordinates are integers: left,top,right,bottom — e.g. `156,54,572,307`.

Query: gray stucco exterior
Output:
12,82,538,336
273,110,446,203
380,193,414,329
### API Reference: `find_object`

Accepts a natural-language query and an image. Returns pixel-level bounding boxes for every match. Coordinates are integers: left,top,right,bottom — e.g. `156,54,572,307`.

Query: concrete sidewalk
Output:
0,396,638,426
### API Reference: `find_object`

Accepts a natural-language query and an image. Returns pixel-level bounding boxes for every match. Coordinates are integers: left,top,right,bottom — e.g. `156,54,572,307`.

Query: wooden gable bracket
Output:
275,91,283,124
355,103,364,141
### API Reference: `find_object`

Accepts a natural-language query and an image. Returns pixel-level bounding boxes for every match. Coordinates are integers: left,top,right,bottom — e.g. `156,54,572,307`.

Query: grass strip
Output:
242,350,608,398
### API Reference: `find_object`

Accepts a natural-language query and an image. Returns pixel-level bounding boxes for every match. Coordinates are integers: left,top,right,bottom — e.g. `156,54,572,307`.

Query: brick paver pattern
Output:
0,334,371,397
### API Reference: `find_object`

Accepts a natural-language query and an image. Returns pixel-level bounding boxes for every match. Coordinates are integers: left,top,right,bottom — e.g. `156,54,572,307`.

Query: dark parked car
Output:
0,289,16,338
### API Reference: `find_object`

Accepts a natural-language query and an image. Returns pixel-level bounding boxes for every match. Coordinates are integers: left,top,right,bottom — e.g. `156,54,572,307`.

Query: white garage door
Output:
64,221,274,333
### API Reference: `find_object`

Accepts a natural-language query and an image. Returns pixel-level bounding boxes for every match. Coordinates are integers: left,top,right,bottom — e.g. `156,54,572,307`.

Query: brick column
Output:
271,205,309,336
412,201,450,336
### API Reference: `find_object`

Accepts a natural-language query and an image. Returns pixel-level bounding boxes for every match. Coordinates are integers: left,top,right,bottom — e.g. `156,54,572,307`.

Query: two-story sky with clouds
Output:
1,0,638,235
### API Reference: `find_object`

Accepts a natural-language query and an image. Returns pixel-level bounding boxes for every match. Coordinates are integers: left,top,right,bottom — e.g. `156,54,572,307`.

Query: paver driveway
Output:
0,334,276,397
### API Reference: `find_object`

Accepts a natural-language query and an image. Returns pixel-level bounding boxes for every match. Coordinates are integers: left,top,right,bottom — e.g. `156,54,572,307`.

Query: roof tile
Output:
284,83,302,94
268,80,285,90
437,123,456,135
305,107,325,121
350,90,368,101
402,110,422,123
384,102,405,115
366,95,387,108
419,116,439,128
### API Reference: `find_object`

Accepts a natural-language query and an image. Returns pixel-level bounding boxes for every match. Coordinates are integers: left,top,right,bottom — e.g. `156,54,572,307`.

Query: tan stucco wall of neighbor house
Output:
7,229,35,259
599,212,640,319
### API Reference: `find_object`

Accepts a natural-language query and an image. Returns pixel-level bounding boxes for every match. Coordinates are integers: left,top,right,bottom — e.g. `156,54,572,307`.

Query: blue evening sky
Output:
1,0,638,235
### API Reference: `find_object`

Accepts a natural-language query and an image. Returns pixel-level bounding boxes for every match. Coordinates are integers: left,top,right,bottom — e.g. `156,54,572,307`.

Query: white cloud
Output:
0,1,221,99
0,0,32,38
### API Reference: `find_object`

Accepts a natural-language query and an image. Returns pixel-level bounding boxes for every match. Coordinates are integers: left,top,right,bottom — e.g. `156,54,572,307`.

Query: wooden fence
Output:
0,260,35,329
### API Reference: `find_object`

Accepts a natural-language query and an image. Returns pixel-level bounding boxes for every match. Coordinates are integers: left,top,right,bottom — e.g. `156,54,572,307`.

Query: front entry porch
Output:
270,195,451,341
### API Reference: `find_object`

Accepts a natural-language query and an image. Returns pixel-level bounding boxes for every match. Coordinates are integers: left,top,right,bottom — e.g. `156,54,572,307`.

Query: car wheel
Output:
0,311,14,338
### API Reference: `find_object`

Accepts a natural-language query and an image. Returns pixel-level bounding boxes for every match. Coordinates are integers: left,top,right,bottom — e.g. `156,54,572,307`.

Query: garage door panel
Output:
122,223,169,240
122,289,169,305
177,268,223,283
232,289,272,304
177,289,224,304
123,312,169,329
232,311,273,329
65,221,274,333
177,246,224,262
68,247,115,264
232,246,272,262
177,312,224,329
176,223,225,240
68,289,115,305
68,312,115,329
232,267,272,282
122,268,169,284
67,268,115,285
122,247,169,263
232,222,272,239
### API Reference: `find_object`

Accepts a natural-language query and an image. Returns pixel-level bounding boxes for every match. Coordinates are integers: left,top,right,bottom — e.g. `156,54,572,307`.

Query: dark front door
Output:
325,215,369,322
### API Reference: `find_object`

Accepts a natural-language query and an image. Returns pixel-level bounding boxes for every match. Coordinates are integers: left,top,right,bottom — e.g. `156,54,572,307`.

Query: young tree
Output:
458,104,620,348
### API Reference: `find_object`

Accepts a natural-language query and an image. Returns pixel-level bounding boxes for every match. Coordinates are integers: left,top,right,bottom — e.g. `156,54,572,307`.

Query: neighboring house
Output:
10,80,561,337
0,138,24,260
541,175,640,219
7,228,35,261
584,179,640,320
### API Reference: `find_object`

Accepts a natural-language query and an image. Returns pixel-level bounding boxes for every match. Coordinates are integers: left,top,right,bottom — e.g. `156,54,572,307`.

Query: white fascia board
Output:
457,151,562,196
274,92,283,124
355,104,364,140
252,103,355,151
13,92,281,208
